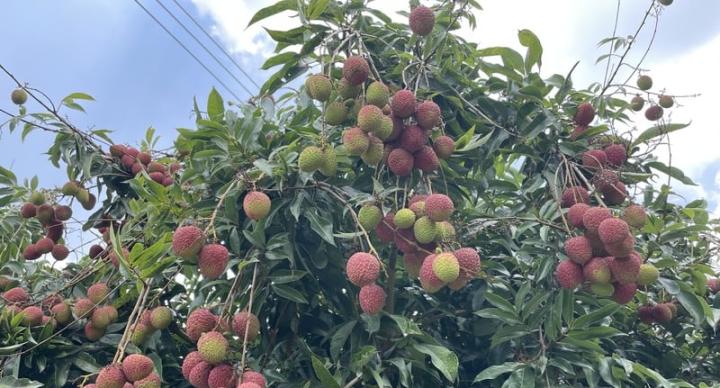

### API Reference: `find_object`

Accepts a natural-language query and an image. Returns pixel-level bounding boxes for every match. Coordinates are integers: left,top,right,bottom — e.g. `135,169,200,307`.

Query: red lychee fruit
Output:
375,213,396,243
555,259,583,289
583,257,611,284
84,321,105,341
604,144,627,167
198,244,229,280
243,191,271,221
567,203,590,229
638,305,654,324
346,252,380,287
390,90,417,118
560,186,590,208
96,364,127,388
598,218,630,245
88,282,110,304
708,278,720,294
399,125,428,153
574,102,595,126
419,254,444,293
652,303,673,323
409,6,435,36
189,361,212,388
172,225,205,260
433,136,455,159
20,306,43,326
182,351,204,380
74,297,95,319
415,100,440,130
2,287,29,303
612,282,637,304
36,237,55,254
359,283,386,315
241,370,266,388
425,193,454,221
122,354,154,382
208,363,236,388
186,308,217,342
23,244,41,260
387,148,414,176
232,311,260,342
602,181,627,206
454,247,481,281
564,236,593,265
645,105,664,121
342,56,369,86
592,170,619,192
414,146,439,173
582,207,612,234
609,254,641,284
581,150,607,170
20,202,36,218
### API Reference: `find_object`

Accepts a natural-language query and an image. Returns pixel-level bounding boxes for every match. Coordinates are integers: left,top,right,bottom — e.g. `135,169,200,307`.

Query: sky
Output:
1,0,719,251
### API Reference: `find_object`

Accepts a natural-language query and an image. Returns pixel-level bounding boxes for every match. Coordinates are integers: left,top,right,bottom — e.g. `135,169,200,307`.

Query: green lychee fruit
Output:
342,127,370,155
361,135,384,166
198,331,228,364
198,244,229,280
373,115,393,140
357,105,384,133
432,252,459,283
583,257,611,284
91,305,118,329
658,0,672,5
630,95,644,111
61,181,81,196
359,283,386,315
318,146,337,176
232,311,260,341
298,146,323,172
358,205,382,231
409,5,435,36
130,323,152,345
366,81,389,108
637,263,659,285
51,302,72,324
346,252,380,287
30,191,46,205
394,208,416,229
305,74,332,102
122,354,154,382
590,283,615,297
337,78,361,99
622,204,647,228
413,216,436,244
342,56,370,85
658,95,673,108
11,88,28,105
409,200,425,217
324,101,347,125
149,306,173,330
133,373,161,388
243,191,271,221
637,75,653,91
435,221,456,242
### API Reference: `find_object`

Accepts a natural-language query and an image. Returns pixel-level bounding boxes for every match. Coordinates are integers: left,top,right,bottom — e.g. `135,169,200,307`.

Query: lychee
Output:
637,263,659,285
47,221,64,242
2,286,29,303
574,102,595,126
150,306,173,330
84,321,105,341
432,252,460,283
232,311,260,342
305,74,332,102
20,202,36,218
387,148,414,176
30,191,46,205
36,204,54,225
11,88,28,105
409,200,426,217
708,278,720,294
582,207,612,234
243,191,271,221
409,5,435,36
555,260,583,289
604,234,635,258
238,384,262,388
394,208,416,229
598,218,630,245
560,186,590,208
644,105,663,121
172,225,205,259
182,351,204,380
590,283,615,297
74,297,95,318
581,150,607,170
403,252,423,278
358,205,382,231
604,144,627,167
652,303,673,322
602,181,627,206
198,331,228,364
390,90,416,118
186,308,217,342
415,100,440,130
96,364,127,388
567,203,590,229
658,95,673,108
318,146,337,177
241,370,266,388
638,305,654,324
630,95,644,111
609,255,641,284
414,146,439,173
361,135,384,166
20,306,43,326
88,282,110,304
89,244,104,259
50,244,69,260
373,115,394,141
394,228,418,253
35,237,54,254
51,302,72,324
419,255,444,293
564,236,593,264
358,105,384,133
346,252,380,287
208,364,235,388
198,244,229,280
375,213,396,243
425,194,453,221
189,361,212,388
622,205,647,228
342,127,370,155
342,56,369,85
435,221,455,242
366,81,389,108
636,75,653,91
612,282,637,304
399,125,427,153
359,283,386,315
454,247,481,280
433,136,455,159
133,373,161,388
122,354,154,382
592,170,619,192
23,244,41,260
413,216,436,244
583,257,611,284
92,305,118,329
324,101,348,126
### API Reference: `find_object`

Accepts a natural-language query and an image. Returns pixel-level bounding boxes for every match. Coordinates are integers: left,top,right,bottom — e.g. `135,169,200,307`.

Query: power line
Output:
152,0,256,97
170,0,261,90
132,0,244,101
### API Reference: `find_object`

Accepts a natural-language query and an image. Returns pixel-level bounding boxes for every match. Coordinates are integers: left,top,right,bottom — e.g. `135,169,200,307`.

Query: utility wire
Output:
132,0,244,101
153,0,256,96
170,0,261,90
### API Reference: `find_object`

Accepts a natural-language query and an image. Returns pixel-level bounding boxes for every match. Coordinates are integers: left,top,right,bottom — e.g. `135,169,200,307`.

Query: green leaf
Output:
645,161,696,186
631,123,689,147
304,208,336,246
271,284,308,304
248,0,296,27
350,345,376,372
413,343,459,382
207,88,224,120
518,29,543,71
474,362,524,382
477,47,525,74
567,326,622,340
388,314,422,336
573,303,621,328
0,376,44,388
307,0,330,19
330,320,356,360
310,355,341,388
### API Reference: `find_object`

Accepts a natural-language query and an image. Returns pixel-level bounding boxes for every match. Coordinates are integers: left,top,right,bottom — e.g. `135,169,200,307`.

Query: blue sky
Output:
1,0,719,217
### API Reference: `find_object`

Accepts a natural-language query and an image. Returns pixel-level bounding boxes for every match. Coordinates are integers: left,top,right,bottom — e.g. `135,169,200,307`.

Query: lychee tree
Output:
1,0,719,387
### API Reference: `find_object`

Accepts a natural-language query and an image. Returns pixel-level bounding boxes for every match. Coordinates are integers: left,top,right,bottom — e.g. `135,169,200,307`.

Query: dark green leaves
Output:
518,29,543,71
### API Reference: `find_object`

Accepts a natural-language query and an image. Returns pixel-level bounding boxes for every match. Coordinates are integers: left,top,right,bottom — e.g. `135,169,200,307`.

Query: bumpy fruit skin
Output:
207,364,235,388
150,306,173,330
346,252,381,287
198,331,228,364
357,105,384,133
361,135,384,166
592,170,619,192
133,373,161,388
652,304,673,322
3,287,28,303
414,146,440,173
582,207,612,234
36,204,54,225
172,225,205,259
84,321,105,341
305,74,332,102
590,283,614,297
298,146,323,172
232,311,260,341
198,244,229,280
11,88,28,105
598,218,630,245
409,6,435,36
241,371,266,388
419,255,444,293
394,208,416,229
186,308,218,342
612,282,637,304
393,228,417,254
622,205,647,228
581,150,607,170
574,102,595,126
373,115,393,140
638,305,654,324
415,100,441,130
23,244,41,260
390,90,416,118
387,148,414,176
555,260,583,289
609,254,641,284
318,146,337,176
432,252,460,283
54,205,72,221
342,56,370,85
604,235,635,258
409,200,426,217
122,354,154,382
182,351,204,380
564,236,593,265
375,213,395,243
435,221,456,242
238,383,262,388
51,302,72,324
433,136,455,159
399,124,427,153
97,364,127,388
20,306,43,326
568,203,590,229
560,186,590,208
342,127,370,155
324,101,347,125
630,95,645,111
20,202,36,218
359,283,386,315
74,297,95,318
637,75,653,91
637,263,659,285
92,305,118,329
189,361,212,388
425,194,454,221
88,282,110,304
645,105,664,121
366,81,389,108
454,248,481,280
583,257,611,284
604,144,627,167
243,191,271,221
358,205,382,231
602,181,627,206
413,216,436,244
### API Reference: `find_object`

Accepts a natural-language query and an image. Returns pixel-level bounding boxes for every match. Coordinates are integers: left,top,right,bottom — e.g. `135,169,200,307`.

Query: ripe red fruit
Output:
20,306,43,326
88,282,110,304
23,244,41,260
581,150,607,170
570,125,587,140
36,204,54,225
74,298,96,319
394,228,417,254
612,282,637,304
342,56,369,85
425,194,454,221
567,203,590,229
564,236,593,265
604,235,635,258
46,221,64,242
609,254,641,284
419,254,444,293
186,308,217,342
638,306,654,324
592,170,619,192
147,161,165,173
84,321,105,341
137,152,151,165
20,202,36,218
400,125,428,153
172,225,205,259
109,144,127,157
198,244,229,280
433,136,455,159
387,148,414,176
604,144,627,167
346,252,380,287
36,237,55,254
122,354,154,382
414,146,439,173
602,181,627,206
574,102,595,126
96,364,127,388
645,105,664,121
232,311,260,342
415,100,441,129
149,172,165,184
409,6,435,36
708,278,720,294
208,364,235,388
241,370,266,388
121,154,135,170
390,90,417,118
243,191,272,221
51,244,70,260
652,303,673,323
560,186,590,208
89,244,105,258
189,361,212,388
582,207,612,234
598,218,630,245
359,284,386,315
375,213,396,243
454,247,481,280
555,260,583,289
182,351,204,380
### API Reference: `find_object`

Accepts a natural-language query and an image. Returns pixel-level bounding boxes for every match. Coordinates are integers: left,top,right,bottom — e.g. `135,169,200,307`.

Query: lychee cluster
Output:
71,282,119,341
556,204,657,305
628,75,675,122
171,225,229,279
131,306,174,345
108,144,179,186
20,192,71,261
638,302,678,324
60,180,96,210
91,354,160,388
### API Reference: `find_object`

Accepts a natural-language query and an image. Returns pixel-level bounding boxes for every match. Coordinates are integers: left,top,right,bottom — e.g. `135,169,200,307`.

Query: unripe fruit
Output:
623,205,647,228
243,191,271,221
198,331,228,364
358,205,382,231
409,200,426,217
92,305,118,329
342,127,370,155
637,263,659,285
133,373,161,388
658,95,673,108
390,90,416,118
432,252,459,283
346,252,380,287
96,364,127,388
30,191,46,205
131,323,152,346
88,282,110,304
11,88,28,105
318,146,337,177
433,136,455,159
359,283,386,315
51,302,72,325
366,81,389,108
644,105,664,121
360,135,384,166
555,260,583,289
434,221,455,242
337,78,361,99
409,6,435,36
305,74,332,102
609,255,642,284
1,287,28,303
324,101,347,125
413,216,436,244
149,306,173,330
630,95,644,111
357,105,384,133
419,255,444,293
342,56,369,85
373,115,394,141
387,148,414,176
232,311,260,341
637,75,653,91
198,244,229,280
122,354,154,382
574,102,595,126
298,146,324,172
394,208,416,229
80,193,97,210
590,283,615,297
